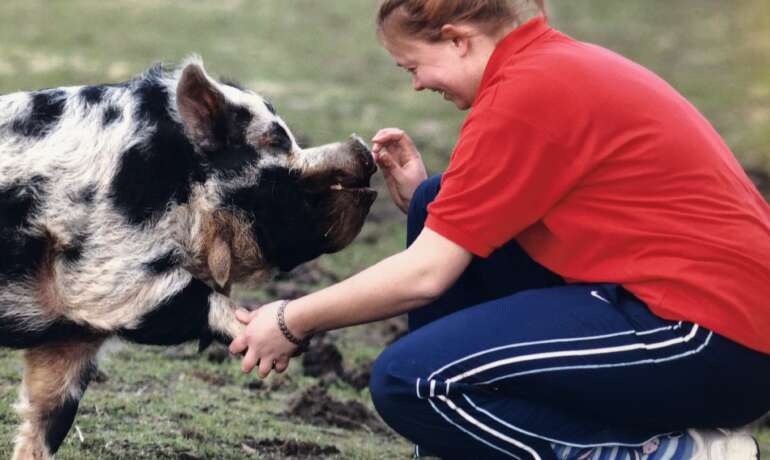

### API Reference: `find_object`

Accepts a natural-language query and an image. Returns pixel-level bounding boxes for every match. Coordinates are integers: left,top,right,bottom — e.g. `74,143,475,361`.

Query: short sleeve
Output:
426,107,590,257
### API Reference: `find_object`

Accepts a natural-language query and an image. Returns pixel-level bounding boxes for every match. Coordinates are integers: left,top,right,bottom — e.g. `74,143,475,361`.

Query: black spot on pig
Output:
80,86,106,105
144,251,181,274
264,100,277,115
0,319,100,350
12,90,67,138
44,363,96,454
62,233,88,264
222,167,328,272
102,105,122,126
0,176,49,278
110,80,202,225
119,279,212,346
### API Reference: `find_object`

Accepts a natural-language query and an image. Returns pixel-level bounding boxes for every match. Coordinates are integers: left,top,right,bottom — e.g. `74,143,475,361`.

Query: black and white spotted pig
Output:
0,58,376,460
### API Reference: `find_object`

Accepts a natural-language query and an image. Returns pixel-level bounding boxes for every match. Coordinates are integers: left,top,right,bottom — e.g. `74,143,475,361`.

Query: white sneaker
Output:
688,429,759,460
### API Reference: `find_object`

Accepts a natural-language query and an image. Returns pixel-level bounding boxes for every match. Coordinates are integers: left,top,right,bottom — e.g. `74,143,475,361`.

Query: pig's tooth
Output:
330,184,344,190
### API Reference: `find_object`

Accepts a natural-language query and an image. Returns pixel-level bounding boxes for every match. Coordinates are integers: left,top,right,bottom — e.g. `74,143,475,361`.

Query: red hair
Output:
377,0,546,42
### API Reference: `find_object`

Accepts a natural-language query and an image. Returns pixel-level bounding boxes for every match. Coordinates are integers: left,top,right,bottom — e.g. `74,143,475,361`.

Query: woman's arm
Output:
229,227,473,376
291,227,472,335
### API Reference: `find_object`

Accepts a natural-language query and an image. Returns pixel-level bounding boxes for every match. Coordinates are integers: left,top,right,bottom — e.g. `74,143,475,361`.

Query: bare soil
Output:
287,385,390,434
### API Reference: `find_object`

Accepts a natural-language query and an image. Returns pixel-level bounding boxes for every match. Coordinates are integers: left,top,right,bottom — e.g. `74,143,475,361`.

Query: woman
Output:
229,1,770,458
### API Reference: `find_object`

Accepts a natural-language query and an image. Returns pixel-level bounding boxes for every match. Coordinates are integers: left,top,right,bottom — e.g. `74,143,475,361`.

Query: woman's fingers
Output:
241,347,259,374
258,356,275,378
372,128,419,164
234,307,259,324
372,127,427,214
372,127,405,147
273,357,290,373
378,151,407,180
229,333,247,354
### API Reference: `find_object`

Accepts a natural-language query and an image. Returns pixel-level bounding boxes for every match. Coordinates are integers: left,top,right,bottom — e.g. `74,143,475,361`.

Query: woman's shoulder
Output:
479,37,675,124
476,63,590,126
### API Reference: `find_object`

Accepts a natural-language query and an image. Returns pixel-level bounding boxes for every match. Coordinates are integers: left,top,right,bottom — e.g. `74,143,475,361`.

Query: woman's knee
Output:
369,346,401,413
369,342,424,424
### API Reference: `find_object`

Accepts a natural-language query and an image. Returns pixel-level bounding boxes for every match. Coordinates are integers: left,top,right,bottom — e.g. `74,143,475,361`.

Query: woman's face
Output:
382,30,482,110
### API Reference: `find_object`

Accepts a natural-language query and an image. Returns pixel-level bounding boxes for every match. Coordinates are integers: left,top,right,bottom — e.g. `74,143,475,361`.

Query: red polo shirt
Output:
426,17,770,354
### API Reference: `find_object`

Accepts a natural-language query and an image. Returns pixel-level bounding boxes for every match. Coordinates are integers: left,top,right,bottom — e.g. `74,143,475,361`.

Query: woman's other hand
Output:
372,128,428,214
229,301,298,378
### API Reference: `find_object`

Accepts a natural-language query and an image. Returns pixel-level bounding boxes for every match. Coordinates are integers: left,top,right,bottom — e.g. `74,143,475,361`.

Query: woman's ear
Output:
440,24,472,56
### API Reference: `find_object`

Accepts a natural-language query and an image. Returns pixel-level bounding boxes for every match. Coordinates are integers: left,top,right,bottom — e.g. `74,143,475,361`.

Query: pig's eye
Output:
264,100,276,115
268,123,292,152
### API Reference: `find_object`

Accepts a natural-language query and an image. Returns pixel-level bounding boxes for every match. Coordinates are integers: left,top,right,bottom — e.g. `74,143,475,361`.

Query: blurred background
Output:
0,1,768,458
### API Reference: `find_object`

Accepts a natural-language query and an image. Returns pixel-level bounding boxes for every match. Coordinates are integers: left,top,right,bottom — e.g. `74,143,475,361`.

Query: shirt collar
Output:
477,16,552,95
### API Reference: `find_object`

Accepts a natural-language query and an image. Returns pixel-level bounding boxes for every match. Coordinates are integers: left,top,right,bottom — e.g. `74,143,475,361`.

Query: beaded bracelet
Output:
277,300,309,351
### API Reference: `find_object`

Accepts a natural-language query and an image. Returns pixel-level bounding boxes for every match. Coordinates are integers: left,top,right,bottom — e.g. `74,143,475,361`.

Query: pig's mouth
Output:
311,170,377,255
294,134,378,197
328,175,376,195
329,183,374,192
303,169,376,198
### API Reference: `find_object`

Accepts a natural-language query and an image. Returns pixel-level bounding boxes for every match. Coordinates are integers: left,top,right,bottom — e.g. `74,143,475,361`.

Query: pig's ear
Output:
177,63,227,150
208,236,232,290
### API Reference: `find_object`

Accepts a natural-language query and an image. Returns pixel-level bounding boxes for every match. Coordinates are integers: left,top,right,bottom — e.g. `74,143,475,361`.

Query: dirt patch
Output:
287,385,388,433
300,336,371,390
177,453,206,460
341,363,372,391
243,379,264,391
242,437,340,458
190,370,231,387
302,338,344,378
205,344,231,364
180,428,206,442
262,260,341,300
242,374,296,393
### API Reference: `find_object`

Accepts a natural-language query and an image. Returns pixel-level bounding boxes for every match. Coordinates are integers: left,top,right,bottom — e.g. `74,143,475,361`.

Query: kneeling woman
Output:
230,1,770,458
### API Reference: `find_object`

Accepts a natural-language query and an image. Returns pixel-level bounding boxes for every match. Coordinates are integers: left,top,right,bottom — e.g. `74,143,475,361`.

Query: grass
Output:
0,0,769,458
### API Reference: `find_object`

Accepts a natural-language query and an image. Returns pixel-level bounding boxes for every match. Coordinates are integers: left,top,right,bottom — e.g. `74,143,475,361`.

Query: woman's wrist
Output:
277,300,313,348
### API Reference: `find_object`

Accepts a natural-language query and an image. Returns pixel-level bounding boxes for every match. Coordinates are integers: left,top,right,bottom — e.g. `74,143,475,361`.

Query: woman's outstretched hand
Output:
371,128,428,214
229,301,298,378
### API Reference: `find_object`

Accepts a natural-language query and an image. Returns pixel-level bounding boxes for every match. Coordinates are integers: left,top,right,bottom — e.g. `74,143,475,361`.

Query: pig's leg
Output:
12,339,104,460
205,293,246,346
118,278,243,348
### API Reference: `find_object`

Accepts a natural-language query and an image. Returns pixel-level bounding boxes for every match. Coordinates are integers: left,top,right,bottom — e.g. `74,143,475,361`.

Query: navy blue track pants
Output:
369,175,770,460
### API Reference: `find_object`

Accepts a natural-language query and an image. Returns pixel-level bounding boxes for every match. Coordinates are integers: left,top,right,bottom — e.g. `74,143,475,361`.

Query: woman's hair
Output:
377,0,546,42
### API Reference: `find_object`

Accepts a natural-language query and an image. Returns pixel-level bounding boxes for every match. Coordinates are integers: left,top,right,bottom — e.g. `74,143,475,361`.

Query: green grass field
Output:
1,1,769,458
